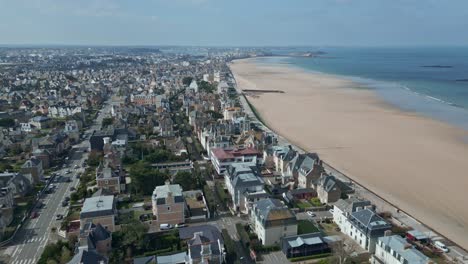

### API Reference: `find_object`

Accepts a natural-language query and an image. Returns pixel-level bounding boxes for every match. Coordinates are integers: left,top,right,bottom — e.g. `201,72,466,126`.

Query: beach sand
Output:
230,58,468,249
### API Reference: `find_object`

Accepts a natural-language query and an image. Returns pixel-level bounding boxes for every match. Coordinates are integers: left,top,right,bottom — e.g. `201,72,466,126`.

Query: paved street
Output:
0,101,112,264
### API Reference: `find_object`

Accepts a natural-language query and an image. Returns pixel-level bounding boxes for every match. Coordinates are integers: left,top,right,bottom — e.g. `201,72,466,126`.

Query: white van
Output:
434,241,449,253
160,224,173,230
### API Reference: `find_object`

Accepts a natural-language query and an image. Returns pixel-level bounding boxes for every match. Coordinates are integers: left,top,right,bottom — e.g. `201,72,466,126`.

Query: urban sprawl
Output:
0,47,462,264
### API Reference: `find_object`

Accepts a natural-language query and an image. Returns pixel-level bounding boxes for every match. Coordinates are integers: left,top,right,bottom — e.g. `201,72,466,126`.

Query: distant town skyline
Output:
1,0,468,46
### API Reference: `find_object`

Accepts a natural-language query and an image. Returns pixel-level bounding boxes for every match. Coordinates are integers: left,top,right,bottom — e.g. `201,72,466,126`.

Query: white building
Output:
250,198,297,246
224,163,264,213
333,200,391,253
210,147,262,176
373,235,430,264
189,80,198,93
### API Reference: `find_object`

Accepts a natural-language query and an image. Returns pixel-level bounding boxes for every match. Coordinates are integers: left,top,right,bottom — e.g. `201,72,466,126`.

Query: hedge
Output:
222,229,238,264
289,253,332,262
235,223,251,248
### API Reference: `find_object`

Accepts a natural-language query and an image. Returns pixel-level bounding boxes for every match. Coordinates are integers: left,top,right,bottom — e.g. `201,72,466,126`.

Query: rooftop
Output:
378,235,430,264
80,195,115,219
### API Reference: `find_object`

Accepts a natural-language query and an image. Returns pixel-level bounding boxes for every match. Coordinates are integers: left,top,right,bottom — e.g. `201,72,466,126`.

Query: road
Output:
1,101,113,264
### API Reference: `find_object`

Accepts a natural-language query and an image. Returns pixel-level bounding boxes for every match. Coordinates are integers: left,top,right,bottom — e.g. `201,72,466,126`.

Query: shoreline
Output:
230,58,468,250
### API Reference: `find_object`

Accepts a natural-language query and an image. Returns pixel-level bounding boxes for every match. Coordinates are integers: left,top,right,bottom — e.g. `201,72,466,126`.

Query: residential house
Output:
151,183,185,225
80,195,116,232
210,147,262,176
224,164,265,213
29,116,50,129
67,248,108,264
183,190,210,221
31,148,51,169
0,172,32,197
335,204,392,253
79,223,112,256
179,225,225,264
95,165,121,194
164,137,187,156
21,157,43,184
250,198,298,246
315,174,342,204
289,153,322,189
373,235,430,264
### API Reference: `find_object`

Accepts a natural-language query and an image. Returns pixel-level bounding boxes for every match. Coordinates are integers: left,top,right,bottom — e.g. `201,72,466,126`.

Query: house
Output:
210,147,263,176
151,182,185,226
373,235,430,264
250,198,297,246
164,137,187,156
29,116,50,129
79,223,112,256
95,165,121,194
0,172,32,197
158,116,174,137
32,148,51,169
315,174,342,204
337,206,392,253
224,164,265,213
90,128,116,151
333,198,373,233
21,157,43,184
80,195,116,232
281,233,332,259
67,248,108,264
0,187,14,229
406,230,430,244
179,225,225,264
289,153,323,189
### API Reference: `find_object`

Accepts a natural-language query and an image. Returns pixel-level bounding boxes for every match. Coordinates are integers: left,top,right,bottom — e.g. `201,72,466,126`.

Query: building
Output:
179,225,225,264
21,157,43,184
29,116,50,129
373,235,430,264
151,183,185,225
224,164,265,213
281,233,332,259
183,190,210,221
336,205,392,253
250,198,297,246
333,198,372,232
80,195,116,232
189,80,199,93
315,174,342,204
151,160,193,175
67,248,108,264
210,147,262,176
79,223,112,256
96,166,121,194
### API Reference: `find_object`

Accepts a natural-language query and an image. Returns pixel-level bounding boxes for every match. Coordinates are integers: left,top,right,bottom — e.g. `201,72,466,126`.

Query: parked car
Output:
175,223,187,228
30,211,39,219
306,211,316,217
70,187,76,191
64,196,70,202
56,214,64,220
62,200,69,207
434,241,449,253
160,224,173,230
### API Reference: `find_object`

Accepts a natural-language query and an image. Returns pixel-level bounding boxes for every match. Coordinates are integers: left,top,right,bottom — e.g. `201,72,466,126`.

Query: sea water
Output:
257,47,468,131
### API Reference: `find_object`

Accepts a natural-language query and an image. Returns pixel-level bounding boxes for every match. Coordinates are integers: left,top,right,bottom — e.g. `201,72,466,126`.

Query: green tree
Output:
129,161,169,195
0,118,15,127
182,76,193,86
173,171,197,191
87,151,103,167
60,246,72,264
102,117,113,127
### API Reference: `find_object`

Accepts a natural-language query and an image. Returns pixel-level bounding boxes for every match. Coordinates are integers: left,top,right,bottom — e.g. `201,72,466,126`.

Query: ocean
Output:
257,47,468,131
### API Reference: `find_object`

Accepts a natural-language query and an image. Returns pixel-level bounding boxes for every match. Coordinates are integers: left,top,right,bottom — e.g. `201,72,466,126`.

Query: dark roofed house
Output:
179,225,225,264
281,233,333,258
79,223,112,256
315,173,342,204
67,248,107,264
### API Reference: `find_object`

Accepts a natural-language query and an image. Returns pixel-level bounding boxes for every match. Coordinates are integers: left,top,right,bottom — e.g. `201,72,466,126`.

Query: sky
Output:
0,0,468,46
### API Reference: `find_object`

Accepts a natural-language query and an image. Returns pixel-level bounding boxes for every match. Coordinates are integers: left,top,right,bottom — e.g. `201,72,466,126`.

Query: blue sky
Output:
1,0,467,46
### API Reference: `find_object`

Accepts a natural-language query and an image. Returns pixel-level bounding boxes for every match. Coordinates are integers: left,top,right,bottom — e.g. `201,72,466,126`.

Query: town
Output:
0,46,466,264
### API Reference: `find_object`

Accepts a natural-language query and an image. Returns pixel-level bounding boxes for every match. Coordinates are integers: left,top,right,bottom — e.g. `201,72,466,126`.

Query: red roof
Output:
211,147,261,160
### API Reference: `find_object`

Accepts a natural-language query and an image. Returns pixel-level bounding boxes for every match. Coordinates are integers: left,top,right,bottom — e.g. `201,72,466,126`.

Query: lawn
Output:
295,200,312,209
310,197,323,207
319,222,340,236
298,220,320,235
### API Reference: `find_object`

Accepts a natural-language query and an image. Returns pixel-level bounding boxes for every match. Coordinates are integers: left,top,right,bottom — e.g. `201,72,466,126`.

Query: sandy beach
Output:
230,58,468,249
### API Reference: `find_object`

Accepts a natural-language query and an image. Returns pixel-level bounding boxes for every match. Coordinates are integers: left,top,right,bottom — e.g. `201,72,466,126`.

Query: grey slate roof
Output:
67,248,107,264
334,198,372,215
178,225,224,260
378,235,430,264
350,208,391,233
80,195,115,219
253,198,296,228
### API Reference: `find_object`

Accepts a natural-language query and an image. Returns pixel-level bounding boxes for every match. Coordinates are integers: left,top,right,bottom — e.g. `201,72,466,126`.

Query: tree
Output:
173,171,197,191
102,117,113,127
60,246,72,264
182,76,193,86
87,151,103,167
0,118,15,128
129,161,169,195
198,81,216,93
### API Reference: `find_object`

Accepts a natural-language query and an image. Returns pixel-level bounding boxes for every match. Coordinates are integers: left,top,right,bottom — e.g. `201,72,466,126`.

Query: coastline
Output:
229,57,468,250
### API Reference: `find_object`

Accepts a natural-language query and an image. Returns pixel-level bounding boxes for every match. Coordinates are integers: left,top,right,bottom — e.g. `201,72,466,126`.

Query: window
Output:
167,206,171,211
